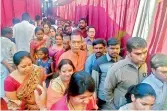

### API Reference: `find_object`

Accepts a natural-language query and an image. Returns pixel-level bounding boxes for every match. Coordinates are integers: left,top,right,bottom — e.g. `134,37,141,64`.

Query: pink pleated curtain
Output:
53,0,140,56
1,0,41,28
1,0,166,56
148,0,167,55
146,0,167,73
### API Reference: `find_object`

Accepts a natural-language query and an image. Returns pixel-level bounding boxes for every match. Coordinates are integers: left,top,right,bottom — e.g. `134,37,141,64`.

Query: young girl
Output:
36,47,54,87
30,27,47,63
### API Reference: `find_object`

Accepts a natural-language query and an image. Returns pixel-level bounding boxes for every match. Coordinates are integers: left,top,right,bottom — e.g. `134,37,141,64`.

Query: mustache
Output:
96,52,103,55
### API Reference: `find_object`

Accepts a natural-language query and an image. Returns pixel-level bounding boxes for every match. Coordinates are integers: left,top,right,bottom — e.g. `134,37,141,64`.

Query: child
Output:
36,47,54,87
30,27,47,63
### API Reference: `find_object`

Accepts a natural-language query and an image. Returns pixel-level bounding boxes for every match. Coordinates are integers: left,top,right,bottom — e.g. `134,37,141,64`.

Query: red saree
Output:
30,38,47,60
4,65,46,110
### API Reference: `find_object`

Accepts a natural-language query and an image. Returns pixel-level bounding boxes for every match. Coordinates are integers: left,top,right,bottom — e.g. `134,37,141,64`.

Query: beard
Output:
79,26,85,30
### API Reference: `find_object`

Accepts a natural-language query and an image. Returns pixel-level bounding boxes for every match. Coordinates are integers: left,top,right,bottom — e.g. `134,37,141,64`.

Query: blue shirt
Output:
85,37,93,45
142,73,167,110
37,58,52,74
84,53,97,74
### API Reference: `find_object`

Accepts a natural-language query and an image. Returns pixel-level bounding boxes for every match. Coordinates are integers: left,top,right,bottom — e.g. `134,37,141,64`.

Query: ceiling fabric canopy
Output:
52,0,73,6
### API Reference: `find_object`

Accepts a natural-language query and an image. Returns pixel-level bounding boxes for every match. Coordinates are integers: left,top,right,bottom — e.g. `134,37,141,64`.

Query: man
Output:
0,34,16,97
13,12,35,52
142,54,167,110
63,36,71,51
1,27,15,43
58,32,87,71
85,38,106,74
104,37,148,109
85,26,96,55
54,18,62,29
57,26,63,34
50,18,56,29
1,30,16,66
63,25,72,36
77,18,87,38
12,18,20,28
92,38,121,109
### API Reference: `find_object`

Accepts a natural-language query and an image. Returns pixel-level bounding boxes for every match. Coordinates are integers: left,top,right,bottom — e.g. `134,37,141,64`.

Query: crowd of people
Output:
1,12,167,110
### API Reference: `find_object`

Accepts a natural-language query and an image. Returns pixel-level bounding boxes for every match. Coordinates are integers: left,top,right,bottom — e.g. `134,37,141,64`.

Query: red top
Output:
4,76,21,91
0,98,8,110
4,76,25,110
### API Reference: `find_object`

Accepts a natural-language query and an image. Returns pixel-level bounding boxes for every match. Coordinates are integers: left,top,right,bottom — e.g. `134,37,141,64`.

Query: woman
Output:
30,27,47,63
47,59,75,108
1,82,47,110
46,26,57,48
50,71,97,110
4,51,46,110
43,22,51,38
119,83,156,110
49,33,64,69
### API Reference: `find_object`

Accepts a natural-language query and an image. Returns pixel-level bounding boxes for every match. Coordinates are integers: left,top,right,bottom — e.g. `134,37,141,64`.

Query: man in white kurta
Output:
13,12,35,52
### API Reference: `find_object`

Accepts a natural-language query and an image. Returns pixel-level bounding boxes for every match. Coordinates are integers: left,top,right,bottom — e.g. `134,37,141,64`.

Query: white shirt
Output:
0,37,16,64
0,54,9,97
0,37,15,97
13,20,35,52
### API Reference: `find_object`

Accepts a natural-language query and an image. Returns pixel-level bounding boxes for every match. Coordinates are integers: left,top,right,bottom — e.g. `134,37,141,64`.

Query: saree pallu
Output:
53,49,64,70
30,39,47,60
7,65,45,110
48,47,64,70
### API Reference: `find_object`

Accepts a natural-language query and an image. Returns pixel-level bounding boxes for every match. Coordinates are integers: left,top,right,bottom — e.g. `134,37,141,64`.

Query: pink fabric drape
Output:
53,0,140,56
26,0,42,20
1,0,14,28
147,0,167,73
1,0,41,28
148,0,167,55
